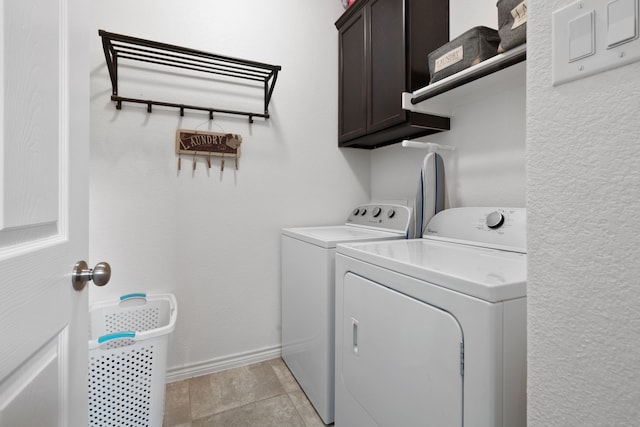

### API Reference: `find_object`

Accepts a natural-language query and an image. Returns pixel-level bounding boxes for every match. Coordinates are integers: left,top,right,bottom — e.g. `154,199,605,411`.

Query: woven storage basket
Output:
497,0,527,53
428,26,500,84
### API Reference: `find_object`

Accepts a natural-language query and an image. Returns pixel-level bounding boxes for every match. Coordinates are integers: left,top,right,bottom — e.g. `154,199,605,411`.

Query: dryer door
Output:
341,273,463,426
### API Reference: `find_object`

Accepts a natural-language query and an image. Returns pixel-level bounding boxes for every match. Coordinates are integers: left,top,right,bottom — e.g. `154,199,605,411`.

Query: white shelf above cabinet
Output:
402,44,526,117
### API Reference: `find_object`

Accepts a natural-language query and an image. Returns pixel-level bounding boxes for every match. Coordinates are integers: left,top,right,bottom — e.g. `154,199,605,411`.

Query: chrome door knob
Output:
72,261,111,291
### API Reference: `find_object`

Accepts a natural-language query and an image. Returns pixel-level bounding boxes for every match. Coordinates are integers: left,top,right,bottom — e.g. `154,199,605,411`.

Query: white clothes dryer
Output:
281,204,412,424
334,207,527,427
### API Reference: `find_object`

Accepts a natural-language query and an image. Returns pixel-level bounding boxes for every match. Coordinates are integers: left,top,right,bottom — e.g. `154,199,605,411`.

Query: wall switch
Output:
607,0,638,48
553,0,640,85
569,11,596,61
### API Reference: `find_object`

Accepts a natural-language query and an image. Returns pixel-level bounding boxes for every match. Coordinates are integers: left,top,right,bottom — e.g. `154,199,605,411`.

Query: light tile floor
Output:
163,358,328,427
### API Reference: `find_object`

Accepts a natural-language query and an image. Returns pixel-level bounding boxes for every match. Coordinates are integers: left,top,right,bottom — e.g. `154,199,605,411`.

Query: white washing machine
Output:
281,204,412,424
334,207,527,427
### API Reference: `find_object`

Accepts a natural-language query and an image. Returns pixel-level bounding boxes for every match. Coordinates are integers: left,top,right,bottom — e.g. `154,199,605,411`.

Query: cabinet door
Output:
338,10,367,142
367,0,406,133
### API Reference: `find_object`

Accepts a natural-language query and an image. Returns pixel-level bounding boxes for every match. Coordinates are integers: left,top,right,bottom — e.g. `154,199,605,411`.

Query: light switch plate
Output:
553,0,640,85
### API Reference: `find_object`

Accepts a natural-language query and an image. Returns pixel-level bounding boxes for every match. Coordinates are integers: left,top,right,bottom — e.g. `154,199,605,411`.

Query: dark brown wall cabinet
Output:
336,0,450,149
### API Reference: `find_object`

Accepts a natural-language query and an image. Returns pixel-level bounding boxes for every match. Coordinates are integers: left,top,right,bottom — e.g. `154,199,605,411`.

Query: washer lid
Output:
337,238,526,302
282,226,404,249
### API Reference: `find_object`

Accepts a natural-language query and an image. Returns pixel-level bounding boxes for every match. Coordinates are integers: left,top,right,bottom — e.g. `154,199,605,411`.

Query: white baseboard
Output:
165,345,282,383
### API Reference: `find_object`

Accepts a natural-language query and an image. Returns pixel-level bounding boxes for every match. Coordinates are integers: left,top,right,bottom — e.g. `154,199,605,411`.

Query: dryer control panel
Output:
346,204,412,236
424,207,526,253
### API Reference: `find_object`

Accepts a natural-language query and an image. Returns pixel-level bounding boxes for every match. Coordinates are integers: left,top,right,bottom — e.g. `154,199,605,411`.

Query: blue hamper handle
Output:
98,331,136,344
120,293,147,301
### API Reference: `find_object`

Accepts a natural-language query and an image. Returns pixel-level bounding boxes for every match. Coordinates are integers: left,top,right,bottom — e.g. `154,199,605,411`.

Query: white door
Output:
0,0,90,425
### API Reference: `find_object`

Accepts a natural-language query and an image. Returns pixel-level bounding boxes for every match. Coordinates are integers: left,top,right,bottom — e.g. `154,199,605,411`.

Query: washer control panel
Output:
346,204,412,235
424,207,526,253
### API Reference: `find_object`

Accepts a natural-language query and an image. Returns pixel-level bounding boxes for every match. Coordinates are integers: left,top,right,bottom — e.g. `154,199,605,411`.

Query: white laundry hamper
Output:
88,293,177,427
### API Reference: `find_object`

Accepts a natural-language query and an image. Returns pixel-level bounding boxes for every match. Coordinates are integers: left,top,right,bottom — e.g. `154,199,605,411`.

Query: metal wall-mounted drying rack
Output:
99,30,282,123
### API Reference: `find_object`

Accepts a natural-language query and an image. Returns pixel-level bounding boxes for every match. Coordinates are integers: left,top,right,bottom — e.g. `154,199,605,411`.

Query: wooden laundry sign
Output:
176,129,242,171
176,129,242,155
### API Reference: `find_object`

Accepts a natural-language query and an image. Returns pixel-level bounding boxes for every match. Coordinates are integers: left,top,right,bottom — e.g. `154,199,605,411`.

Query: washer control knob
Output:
486,211,505,229
352,208,360,216
387,209,396,219
372,207,382,218
360,208,367,216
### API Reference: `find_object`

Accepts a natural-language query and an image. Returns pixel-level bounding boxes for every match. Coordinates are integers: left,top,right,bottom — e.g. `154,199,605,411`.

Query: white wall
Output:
371,0,526,209
527,2,640,425
89,0,370,374
371,84,526,208
449,0,498,38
